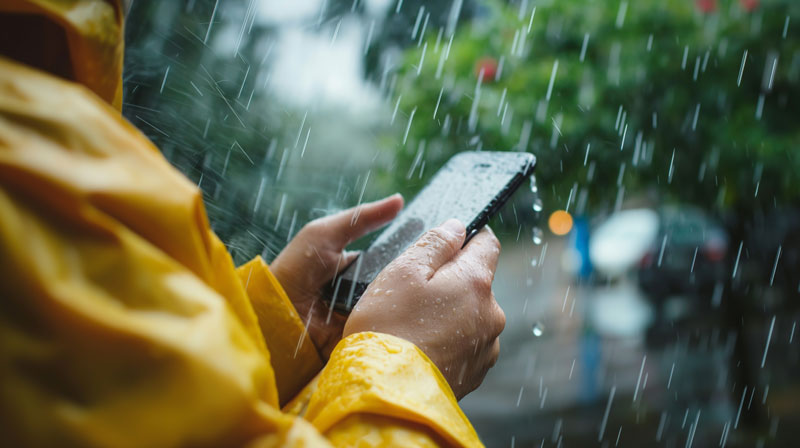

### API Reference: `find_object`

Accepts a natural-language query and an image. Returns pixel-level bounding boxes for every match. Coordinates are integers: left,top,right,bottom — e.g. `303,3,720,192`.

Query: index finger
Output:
450,227,501,276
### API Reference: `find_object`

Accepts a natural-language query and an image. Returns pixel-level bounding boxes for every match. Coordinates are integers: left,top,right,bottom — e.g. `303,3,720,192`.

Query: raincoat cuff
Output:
305,332,483,448
237,257,323,405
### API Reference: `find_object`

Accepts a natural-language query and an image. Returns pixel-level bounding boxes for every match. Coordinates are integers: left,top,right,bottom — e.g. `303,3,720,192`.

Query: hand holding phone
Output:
342,217,506,400
327,151,536,313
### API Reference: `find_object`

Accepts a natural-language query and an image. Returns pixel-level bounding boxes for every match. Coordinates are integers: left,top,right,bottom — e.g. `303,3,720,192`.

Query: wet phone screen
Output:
326,151,536,314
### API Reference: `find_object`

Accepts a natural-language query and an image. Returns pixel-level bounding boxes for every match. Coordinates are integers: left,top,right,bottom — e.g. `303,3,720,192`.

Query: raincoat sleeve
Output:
235,256,323,403
0,56,483,447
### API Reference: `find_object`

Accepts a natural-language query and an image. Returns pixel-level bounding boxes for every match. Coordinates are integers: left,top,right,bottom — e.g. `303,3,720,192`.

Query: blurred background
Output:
123,0,800,446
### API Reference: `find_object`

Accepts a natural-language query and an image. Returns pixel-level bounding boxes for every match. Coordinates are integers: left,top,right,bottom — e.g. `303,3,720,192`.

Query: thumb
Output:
313,194,404,250
398,219,466,278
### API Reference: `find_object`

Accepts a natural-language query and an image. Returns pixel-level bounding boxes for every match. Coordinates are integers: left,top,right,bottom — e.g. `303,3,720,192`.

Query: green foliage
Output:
393,0,800,218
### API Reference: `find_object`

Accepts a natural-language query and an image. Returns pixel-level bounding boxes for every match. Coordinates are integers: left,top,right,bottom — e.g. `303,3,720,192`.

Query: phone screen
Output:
329,151,536,312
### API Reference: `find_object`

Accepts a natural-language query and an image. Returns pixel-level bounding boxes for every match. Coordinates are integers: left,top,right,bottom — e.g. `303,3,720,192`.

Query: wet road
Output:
459,236,740,447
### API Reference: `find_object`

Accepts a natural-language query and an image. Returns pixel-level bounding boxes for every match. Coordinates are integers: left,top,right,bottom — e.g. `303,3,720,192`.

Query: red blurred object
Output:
740,0,759,12
638,251,654,268
475,57,498,82
702,240,727,262
696,0,717,13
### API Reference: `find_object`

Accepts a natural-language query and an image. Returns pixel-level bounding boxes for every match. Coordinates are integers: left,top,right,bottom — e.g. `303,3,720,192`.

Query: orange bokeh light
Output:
548,210,574,236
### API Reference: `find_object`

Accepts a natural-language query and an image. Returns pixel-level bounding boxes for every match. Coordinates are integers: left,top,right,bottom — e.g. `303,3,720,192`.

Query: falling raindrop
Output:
533,198,544,213
532,227,543,245
532,322,545,337
530,174,538,193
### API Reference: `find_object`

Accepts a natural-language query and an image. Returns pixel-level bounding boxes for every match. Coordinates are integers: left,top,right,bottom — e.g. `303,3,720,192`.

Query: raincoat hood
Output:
0,0,125,109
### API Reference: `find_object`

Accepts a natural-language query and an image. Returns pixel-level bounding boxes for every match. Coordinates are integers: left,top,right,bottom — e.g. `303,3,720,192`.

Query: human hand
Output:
343,219,505,399
270,194,404,360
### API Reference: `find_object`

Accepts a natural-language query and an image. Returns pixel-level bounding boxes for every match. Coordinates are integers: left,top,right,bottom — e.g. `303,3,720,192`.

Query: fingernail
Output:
441,218,465,236
379,193,402,203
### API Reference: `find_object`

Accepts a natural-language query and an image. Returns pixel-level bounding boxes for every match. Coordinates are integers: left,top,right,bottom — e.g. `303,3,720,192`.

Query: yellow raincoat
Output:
0,1,483,446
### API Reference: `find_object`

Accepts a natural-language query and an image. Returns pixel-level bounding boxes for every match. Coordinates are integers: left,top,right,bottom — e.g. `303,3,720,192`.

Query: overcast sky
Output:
257,0,393,113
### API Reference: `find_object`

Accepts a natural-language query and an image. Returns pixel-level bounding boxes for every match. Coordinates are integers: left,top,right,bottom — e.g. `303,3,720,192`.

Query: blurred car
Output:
637,206,729,304
589,206,729,339
589,208,660,279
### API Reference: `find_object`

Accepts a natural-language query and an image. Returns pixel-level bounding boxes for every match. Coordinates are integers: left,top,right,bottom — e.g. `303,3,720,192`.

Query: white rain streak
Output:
160,66,170,94
527,6,537,34
656,412,668,442
300,128,311,158
598,386,617,442
734,386,747,429
294,111,308,148
686,410,701,448
330,19,342,46
204,0,220,44
633,355,646,402
364,20,375,55
667,362,675,389
416,42,427,76
762,315,776,368
546,60,559,102
720,421,731,447
657,234,668,267
391,95,402,124
682,45,689,70
411,6,425,40
403,107,417,145
732,241,744,279
783,16,790,39
668,149,675,183
497,87,507,116
434,88,444,120
580,33,590,62
738,50,748,86
770,245,782,285
615,1,628,29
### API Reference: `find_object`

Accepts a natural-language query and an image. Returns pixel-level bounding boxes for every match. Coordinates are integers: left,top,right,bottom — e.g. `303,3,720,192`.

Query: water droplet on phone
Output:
532,227,543,245
532,322,545,337
533,198,544,213
530,174,538,193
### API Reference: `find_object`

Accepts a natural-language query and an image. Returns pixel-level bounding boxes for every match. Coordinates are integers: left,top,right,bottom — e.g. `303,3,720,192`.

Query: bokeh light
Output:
548,210,573,236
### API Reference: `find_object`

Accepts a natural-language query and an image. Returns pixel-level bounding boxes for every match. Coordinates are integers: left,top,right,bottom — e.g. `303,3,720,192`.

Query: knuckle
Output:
301,218,326,236
424,228,458,251
495,307,506,334
489,341,500,367
486,230,501,251
470,269,494,291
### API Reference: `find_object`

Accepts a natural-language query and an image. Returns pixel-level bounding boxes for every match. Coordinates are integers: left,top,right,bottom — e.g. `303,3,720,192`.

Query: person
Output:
0,0,507,446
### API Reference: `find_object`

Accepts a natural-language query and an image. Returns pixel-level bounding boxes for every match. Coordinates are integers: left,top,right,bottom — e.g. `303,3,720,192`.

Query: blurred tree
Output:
393,0,799,218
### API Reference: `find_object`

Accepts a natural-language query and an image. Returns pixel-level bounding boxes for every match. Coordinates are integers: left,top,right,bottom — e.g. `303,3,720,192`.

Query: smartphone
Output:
327,151,536,313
